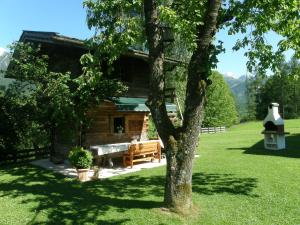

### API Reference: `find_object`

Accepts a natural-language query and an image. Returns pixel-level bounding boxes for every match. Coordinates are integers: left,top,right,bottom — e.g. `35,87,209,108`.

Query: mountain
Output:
224,75,246,97
0,50,14,90
0,49,10,68
223,74,247,116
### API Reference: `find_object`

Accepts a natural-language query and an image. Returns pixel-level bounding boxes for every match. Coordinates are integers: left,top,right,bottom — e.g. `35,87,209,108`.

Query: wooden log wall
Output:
85,101,149,146
114,56,150,98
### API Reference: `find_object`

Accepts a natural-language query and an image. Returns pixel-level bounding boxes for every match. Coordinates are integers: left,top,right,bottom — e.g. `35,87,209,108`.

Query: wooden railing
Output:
0,147,50,165
200,126,226,134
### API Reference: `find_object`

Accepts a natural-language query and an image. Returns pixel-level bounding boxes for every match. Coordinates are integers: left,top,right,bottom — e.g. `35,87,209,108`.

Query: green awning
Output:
113,97,177,112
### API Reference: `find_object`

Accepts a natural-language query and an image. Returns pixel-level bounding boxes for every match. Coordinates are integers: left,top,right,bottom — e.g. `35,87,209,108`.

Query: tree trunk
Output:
144,0,221,214
163,133,199,213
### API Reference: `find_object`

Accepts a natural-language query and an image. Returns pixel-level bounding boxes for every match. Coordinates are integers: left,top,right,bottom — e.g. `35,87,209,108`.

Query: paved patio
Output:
31,158,166,180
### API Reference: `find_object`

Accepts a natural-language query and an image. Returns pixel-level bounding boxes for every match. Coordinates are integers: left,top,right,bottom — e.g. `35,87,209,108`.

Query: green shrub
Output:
68,147,93,169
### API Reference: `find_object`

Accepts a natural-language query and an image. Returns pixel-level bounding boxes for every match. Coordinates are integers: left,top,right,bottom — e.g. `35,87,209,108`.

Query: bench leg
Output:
158,145,161,163
123,155,126,167
130,153,133,168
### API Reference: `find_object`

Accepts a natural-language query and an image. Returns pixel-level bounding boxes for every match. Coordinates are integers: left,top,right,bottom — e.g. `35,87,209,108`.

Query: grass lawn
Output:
1,120,300,225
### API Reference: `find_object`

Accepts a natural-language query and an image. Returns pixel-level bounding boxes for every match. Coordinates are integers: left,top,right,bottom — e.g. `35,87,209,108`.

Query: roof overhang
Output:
111,97,177,112
20,30,86,49
19,30,183,65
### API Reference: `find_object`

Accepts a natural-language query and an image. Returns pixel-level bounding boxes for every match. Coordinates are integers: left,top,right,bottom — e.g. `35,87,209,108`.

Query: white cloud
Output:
224,71,240,79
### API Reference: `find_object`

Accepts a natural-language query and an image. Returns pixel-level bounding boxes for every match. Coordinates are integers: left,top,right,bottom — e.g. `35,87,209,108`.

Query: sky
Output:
0,0,93,48
0,0,293,79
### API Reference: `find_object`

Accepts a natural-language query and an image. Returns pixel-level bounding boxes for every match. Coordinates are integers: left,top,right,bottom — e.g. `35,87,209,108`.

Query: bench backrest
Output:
128,141,160,154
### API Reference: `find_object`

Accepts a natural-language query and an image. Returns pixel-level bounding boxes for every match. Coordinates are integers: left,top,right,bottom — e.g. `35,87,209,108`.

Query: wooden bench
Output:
123,141,161,168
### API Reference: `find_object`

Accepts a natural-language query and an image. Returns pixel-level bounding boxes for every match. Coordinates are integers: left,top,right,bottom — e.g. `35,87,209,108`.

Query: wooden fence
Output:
200,126,226,134
0,147,50,165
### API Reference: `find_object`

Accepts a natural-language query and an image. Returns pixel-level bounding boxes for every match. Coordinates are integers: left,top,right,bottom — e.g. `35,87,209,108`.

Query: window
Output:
113,117,125,133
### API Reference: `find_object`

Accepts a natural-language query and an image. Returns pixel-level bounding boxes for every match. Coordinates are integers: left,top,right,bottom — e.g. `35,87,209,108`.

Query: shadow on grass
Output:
227,133,300,158
193,173,258,197
0,165,160,225
0,164,258,224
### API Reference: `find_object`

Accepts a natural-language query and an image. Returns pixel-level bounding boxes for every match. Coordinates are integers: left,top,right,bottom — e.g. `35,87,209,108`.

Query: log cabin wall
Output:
113,56,150,98
85,101,149,146
42,43,84,77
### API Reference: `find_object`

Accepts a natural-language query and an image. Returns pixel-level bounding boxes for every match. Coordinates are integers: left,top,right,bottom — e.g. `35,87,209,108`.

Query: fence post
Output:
200,126,226,134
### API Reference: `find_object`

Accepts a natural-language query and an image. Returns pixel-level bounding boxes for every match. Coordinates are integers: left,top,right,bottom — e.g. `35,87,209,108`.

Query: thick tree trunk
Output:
163,134,197,213
144,0,221,214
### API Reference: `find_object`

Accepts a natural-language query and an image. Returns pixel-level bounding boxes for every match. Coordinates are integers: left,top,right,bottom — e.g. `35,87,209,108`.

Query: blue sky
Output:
0,0,291,78
0,0,93,48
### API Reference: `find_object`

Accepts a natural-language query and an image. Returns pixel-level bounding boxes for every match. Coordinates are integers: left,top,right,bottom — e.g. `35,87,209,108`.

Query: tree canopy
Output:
84,0,300,74
247,56,300,120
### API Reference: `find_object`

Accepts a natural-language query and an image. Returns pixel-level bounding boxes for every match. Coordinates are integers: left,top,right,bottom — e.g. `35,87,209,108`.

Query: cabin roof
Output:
111,97,176,112
19,30,182,65
20,30,85,49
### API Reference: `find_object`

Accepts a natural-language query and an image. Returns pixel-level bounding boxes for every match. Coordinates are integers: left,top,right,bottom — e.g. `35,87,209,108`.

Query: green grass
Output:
1,120,300,225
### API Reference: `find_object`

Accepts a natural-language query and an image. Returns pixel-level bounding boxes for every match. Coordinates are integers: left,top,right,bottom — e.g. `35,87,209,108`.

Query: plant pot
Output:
91,166,101,180
77,168,89,182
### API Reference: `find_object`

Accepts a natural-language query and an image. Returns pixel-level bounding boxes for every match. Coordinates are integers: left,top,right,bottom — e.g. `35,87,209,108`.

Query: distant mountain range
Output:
0,50,14,90
223,74,248,116
0,50,10,70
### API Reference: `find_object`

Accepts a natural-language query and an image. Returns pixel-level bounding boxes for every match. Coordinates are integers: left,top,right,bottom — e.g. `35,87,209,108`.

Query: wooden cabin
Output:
17,31,178,160
85,97,176,146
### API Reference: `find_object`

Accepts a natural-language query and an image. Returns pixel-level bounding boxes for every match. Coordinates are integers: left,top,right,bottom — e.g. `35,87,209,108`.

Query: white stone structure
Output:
262,103,287,150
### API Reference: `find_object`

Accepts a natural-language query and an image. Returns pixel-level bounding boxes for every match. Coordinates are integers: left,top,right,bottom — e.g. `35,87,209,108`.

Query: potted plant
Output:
68,146,93,182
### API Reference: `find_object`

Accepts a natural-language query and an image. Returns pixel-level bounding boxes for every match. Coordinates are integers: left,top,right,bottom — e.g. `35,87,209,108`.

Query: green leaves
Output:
158,1,206,51
225,0,300,74
84,0,145,65
6,42,48,83
78,51,127,106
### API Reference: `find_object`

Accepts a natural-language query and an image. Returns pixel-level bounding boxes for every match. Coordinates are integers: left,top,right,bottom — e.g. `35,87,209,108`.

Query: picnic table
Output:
90,143,130,156
90,140,163,167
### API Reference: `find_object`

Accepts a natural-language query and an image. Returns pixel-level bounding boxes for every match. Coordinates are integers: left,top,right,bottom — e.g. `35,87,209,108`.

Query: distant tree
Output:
255,56,300,119
244,71,265,121
202,71,239,127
